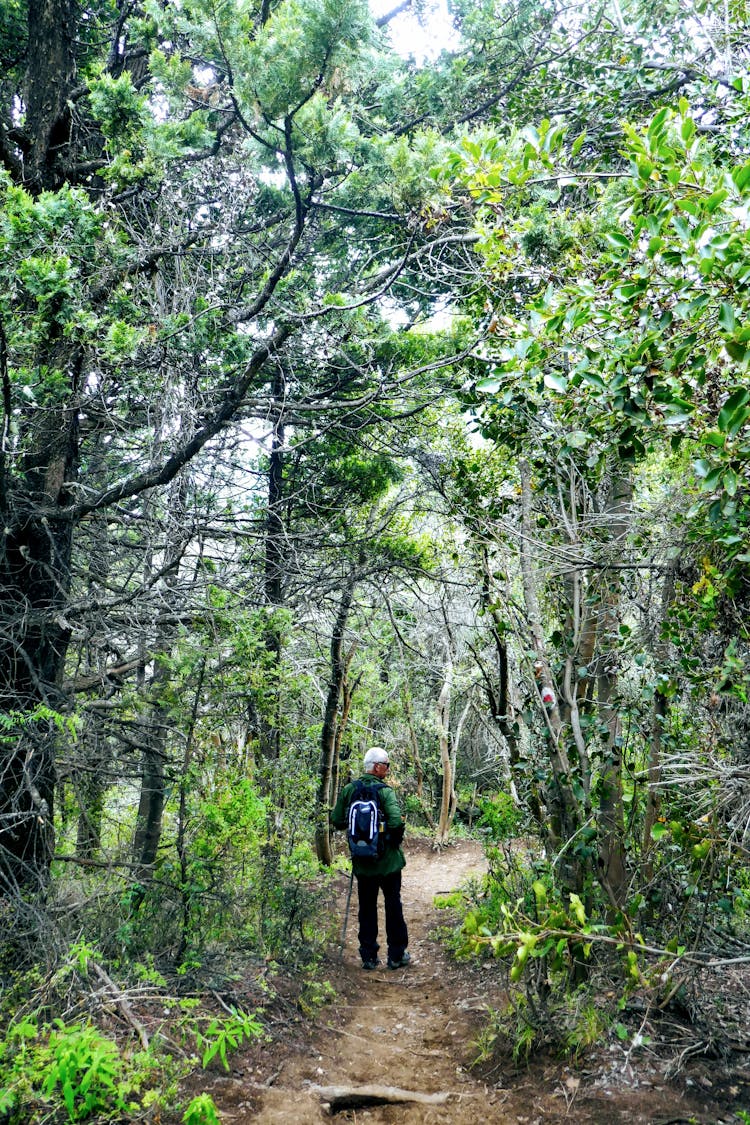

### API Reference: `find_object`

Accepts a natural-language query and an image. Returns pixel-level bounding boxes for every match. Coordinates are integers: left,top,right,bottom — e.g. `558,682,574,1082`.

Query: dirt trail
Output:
208,839,745,1124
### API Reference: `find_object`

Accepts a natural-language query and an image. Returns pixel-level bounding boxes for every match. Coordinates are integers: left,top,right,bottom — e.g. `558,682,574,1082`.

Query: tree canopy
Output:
3,0,750,1119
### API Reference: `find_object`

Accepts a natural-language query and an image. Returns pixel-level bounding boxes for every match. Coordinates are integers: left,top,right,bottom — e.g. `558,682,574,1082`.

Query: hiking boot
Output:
361,958,379,971
387,952,411,970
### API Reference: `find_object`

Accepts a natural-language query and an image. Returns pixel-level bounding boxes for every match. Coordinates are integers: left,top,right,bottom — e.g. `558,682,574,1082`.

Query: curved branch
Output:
59,323,292,520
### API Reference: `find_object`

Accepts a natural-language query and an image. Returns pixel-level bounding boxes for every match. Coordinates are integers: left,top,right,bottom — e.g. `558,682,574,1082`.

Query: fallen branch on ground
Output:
90,962,150,1050
310,1083,450,1110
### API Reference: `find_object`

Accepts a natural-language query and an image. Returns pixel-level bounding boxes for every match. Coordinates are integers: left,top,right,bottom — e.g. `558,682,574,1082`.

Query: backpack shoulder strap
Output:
349,779,384,802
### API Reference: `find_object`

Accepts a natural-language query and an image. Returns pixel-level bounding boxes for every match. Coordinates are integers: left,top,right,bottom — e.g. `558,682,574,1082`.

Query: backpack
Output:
346,781,387,860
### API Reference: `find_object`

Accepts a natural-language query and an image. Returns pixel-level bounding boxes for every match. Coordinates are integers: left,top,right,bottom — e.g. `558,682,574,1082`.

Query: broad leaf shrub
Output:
0,945,265,1124
0,1017,152,1123
476,791,524,841
442,833,748,1066
63,770,330,970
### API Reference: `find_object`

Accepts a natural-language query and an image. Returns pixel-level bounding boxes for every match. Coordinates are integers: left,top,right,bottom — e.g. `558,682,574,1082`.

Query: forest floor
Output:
194,838,750,1124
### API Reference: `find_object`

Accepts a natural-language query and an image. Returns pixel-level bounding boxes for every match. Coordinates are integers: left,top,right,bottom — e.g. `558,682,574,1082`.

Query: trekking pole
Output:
339,868,354,962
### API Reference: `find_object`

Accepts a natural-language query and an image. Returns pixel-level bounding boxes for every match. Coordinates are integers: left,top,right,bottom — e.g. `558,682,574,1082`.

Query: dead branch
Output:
311,1083,450,1111
90,962,150,1050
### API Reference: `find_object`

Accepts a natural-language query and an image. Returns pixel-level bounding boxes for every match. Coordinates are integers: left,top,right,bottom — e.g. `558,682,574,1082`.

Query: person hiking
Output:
331,746,411,971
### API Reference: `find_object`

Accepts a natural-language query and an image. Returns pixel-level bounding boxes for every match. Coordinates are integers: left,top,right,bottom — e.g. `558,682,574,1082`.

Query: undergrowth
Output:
0,939,267,1124
437,838,750,1075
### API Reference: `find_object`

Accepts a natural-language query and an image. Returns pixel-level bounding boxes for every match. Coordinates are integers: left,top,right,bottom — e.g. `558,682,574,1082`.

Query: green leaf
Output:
544,372,567,393
605,231,631,250
565,430,589,449
705,188,728,213
725,339,749,365
732,162,750,191
718,388,750,432
680,117,696,143
569,893,586,926
650,822,668,840
725,406,750,437
700,465,725,491
719,303,736,333
648,106,669,139
580,370,606,389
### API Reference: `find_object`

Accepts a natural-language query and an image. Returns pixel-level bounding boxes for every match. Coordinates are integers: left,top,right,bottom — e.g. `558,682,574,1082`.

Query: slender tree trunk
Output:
24,0,77,192
75,762,105,861
557,465,595,808
315,572,357,864
260,393,286,761
176,659,207,963
435,643,454,845
478,547,522,769
0,349,81,891
595,469,633,909
518,460,581,858
332,666,360,808
401,681,434,828
642,560,676,875
132,719,167,871
131,473,189,883
443,693,471,840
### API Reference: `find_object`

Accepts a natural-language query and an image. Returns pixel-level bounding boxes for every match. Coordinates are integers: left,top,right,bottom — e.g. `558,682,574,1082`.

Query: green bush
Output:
476,791,523,841
0,1017,144,1123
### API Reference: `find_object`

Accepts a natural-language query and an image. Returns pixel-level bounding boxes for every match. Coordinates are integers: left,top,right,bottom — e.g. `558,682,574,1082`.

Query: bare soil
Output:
200,838,750,1124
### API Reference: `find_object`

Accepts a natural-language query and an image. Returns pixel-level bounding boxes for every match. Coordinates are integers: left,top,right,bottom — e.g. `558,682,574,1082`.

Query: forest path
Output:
250,837,495,1125
211,838,738,1124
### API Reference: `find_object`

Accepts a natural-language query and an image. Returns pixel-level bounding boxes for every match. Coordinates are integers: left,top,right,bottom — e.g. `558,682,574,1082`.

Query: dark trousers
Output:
356,870,408,963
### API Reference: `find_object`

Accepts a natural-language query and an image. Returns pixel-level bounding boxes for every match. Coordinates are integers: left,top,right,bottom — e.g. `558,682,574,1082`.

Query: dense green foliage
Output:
1,0,750,1117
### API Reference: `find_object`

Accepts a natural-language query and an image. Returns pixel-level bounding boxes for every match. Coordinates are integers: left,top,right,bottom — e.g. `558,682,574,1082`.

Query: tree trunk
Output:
24,0,77,192
260,396,286,761
558,465,595,809
176,659,206,962
518,460,581,858
132,724,167,872
74,753,105,861
595,469,633,909
0,404,78,891
128,455,190,884
332,666,360,808
478,547,520,765
435,643,454,845
315,573,357,864
401,682,434,828
642,560,676,875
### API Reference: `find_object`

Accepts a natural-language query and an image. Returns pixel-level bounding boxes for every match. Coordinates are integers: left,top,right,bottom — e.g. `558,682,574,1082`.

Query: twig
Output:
90,962,150,1050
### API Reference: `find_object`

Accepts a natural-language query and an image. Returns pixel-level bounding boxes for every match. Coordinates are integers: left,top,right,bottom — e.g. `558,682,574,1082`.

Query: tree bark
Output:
401,681,434,828
595,468,633,909
315,572,358,864
24,0,77,192
259,384,286,761
435,642,454,845
0,342,80,890
642,559,677,875
518,460,581,857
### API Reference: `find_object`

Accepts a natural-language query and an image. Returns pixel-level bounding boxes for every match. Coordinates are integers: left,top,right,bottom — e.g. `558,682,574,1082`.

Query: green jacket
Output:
331,774,406,877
